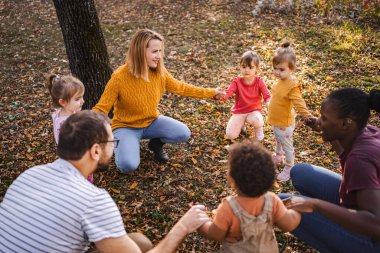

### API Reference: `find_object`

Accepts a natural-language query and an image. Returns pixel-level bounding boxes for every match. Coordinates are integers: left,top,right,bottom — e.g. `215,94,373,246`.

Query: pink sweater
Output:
224,77,271,114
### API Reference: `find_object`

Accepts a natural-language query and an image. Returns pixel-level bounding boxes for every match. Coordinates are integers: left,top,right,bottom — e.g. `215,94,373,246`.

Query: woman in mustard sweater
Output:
93,29,224,173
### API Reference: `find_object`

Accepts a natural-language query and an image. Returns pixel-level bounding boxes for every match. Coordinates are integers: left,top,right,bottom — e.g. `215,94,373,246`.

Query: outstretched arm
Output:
197,221,227,241
164,70,216,99
148,205,211,253
288,85,311,119
274,209,301,232
283,189,380,241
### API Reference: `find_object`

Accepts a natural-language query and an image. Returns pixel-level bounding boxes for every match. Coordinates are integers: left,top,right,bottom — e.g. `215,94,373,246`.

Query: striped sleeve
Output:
81,191,126,242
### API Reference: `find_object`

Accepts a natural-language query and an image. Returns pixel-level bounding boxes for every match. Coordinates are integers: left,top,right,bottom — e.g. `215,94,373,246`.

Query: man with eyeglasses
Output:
0,110,210,253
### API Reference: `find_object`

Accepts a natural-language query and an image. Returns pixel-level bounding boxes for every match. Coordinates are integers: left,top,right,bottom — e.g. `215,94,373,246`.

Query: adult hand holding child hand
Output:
176,205,211,234
283,196,316,213
213,87,226,100
304,115,320,132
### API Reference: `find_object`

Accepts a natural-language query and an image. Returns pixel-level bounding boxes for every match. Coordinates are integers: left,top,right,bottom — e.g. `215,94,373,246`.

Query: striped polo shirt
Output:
0,159,126,252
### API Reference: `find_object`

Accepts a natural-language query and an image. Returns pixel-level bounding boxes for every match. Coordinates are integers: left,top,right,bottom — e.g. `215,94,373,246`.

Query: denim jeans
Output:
113,116,190,173
279,164,380,253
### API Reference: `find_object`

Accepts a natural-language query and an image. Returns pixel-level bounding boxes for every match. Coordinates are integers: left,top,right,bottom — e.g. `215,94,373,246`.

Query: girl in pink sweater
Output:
222,51,271,141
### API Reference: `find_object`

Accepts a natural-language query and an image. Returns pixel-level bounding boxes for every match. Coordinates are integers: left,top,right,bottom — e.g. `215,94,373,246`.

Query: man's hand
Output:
176,205,211,234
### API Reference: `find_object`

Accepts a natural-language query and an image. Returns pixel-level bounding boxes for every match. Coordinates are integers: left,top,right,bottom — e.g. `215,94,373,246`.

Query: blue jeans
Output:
279,164,380,253
113,116,191,173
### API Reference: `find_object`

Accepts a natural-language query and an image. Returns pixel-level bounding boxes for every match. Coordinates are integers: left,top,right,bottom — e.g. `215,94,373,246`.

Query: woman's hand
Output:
304,115,320,132
213,87,226,100
283,197,316,213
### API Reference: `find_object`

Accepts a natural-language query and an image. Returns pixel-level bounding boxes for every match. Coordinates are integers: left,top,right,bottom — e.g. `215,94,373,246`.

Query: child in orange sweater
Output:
198,140,301,253
267,42,313,182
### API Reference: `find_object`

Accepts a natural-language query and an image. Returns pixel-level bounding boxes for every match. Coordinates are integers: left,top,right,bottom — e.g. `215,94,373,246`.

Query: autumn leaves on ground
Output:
0,0,379,252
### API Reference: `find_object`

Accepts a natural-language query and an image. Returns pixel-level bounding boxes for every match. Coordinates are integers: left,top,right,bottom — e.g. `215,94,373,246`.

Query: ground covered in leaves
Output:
1,0,379,252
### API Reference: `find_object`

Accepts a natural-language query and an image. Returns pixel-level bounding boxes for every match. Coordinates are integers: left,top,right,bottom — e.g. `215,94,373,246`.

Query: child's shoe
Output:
272,153,285,166
277,165,292,182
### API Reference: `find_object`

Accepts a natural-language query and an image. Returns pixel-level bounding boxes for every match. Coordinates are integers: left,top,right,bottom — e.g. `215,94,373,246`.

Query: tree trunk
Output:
53,0,112,109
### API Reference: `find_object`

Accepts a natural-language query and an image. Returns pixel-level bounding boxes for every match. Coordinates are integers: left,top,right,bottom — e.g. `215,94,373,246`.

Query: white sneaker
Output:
277,165,292,182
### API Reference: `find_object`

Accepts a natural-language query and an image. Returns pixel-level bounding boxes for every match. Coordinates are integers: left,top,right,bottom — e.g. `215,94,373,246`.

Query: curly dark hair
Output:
228,140,275,197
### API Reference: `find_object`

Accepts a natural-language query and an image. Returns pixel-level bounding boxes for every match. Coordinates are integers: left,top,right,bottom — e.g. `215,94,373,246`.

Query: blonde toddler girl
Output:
267,42,313,182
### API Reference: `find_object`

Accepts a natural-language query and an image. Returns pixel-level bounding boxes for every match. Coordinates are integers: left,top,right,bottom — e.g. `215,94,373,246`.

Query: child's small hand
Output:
304,115,320,132
213,87,226,101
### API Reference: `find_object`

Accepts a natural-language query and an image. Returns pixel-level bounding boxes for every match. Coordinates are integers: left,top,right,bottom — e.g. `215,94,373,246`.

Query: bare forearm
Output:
198,222,217,241
148,223,187,253
313,199,380,240
197,221,226,241
276,209,301,232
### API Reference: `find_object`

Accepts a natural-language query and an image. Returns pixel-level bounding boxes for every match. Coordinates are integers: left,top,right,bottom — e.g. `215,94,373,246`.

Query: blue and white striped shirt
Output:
0,159,126,253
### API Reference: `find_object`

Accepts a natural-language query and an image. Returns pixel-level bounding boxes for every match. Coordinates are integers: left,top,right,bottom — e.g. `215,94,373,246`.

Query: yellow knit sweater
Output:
93,64,216,129
267,79,310,127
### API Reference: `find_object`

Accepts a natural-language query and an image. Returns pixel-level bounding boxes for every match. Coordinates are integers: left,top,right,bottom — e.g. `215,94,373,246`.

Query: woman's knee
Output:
115,157,140,173
171,125,191,142
290,163,313,188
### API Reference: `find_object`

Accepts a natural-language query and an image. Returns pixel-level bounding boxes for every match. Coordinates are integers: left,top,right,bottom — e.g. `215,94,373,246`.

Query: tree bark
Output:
53,0,112,109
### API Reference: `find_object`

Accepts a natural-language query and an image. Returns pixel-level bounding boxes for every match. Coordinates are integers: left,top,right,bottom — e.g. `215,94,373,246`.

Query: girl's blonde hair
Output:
126,29,165,81
272,42,296,70
240,50,260,68
46,74,85,108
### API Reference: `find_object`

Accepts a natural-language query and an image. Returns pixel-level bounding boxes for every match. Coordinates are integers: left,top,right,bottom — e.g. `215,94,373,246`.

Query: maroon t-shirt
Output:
339,126,380,209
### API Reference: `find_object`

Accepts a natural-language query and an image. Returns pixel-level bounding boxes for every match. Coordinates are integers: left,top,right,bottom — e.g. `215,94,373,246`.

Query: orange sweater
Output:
267,79,310,127
93,64,216,129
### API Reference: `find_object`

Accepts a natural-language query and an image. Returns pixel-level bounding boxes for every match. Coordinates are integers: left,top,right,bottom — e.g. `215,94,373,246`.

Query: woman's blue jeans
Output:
113,116,190,173
279,164,380,253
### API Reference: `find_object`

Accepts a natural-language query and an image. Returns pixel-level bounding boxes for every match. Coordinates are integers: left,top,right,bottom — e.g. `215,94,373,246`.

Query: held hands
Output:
283,197,316,213
304,115,320,132
176,205,211,234
213,87,226,101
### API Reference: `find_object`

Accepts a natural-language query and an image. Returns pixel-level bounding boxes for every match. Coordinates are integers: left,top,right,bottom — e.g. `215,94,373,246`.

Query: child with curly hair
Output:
198,140,300,253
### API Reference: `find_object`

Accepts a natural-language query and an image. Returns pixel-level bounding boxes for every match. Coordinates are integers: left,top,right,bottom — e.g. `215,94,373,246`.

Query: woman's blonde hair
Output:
272,41,296,70
126,29,165,81
46,74,84,108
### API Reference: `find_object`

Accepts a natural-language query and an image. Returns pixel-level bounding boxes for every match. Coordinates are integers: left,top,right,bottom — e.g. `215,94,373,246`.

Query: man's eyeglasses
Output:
100,138,120,148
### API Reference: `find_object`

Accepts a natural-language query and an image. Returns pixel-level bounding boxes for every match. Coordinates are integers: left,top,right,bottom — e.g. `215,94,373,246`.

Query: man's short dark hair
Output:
228,140,275,197
57,110,111,160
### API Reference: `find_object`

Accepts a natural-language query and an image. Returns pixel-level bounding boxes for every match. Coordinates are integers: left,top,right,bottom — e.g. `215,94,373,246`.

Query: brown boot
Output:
148,138,169,163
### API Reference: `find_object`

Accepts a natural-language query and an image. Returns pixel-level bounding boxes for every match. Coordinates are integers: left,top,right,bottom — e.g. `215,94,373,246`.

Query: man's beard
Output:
96,156,111,172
